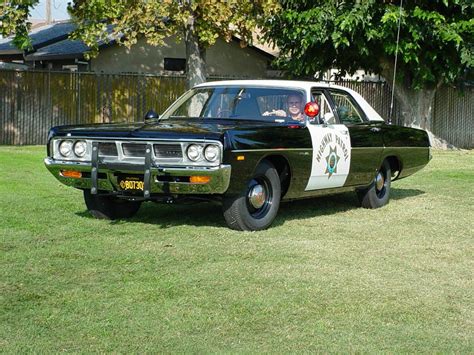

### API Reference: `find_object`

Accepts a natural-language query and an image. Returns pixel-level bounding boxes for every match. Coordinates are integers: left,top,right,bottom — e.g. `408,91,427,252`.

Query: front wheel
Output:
83,190,142,220
357,160,391,209
223,161,281,231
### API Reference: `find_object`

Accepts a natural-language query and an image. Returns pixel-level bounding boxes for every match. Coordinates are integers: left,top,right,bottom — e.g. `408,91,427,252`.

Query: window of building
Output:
164,58,186,72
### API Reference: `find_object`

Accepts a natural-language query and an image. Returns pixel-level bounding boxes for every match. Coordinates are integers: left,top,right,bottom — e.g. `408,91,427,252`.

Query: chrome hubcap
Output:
375,172,385,191
248,184,266,209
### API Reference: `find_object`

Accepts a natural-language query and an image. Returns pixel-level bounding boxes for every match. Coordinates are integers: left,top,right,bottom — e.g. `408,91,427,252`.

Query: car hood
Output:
49,118,280,142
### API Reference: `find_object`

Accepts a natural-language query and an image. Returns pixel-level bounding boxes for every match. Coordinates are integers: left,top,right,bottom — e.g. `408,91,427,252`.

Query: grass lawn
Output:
1,146,473,352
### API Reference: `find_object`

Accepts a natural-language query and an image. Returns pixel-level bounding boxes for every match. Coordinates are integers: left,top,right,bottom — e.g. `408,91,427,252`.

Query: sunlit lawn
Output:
1,146,473,352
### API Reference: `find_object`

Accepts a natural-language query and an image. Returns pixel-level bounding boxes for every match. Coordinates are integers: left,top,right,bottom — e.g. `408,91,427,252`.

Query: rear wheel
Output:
223,161,281,231
357,160,391,209
83,190,142,220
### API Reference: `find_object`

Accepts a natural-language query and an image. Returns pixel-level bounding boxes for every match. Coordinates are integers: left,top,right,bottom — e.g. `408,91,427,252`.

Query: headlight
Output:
187,144,203,161
74,140,87,157
59,140,73,157
204,144,219,162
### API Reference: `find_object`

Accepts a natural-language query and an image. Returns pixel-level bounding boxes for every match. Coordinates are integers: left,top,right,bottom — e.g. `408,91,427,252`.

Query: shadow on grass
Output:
75,187,425,229
391,187,425,200
274,187,424,227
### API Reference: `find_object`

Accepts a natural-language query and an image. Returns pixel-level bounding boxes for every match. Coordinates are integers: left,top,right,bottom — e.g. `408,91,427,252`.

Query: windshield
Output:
160,86,307,122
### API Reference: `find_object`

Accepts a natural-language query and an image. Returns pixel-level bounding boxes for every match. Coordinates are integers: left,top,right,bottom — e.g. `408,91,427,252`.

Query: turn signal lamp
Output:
190,176,211,184
304,102,320,117
61,170,82,179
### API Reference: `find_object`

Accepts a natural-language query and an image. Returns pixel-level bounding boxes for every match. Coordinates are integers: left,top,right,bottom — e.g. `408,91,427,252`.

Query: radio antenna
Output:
389,0,403,124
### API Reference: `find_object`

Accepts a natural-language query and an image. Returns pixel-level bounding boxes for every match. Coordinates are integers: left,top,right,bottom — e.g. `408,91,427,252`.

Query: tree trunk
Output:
380,59,439,131
392,84,436,131
184,15,207,89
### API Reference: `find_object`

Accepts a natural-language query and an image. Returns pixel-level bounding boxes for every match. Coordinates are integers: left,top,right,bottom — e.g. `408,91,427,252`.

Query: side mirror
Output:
144,109,159,121
323,112,335,125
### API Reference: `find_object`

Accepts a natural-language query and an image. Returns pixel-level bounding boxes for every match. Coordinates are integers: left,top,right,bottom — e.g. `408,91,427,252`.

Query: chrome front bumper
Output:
44,157,231,195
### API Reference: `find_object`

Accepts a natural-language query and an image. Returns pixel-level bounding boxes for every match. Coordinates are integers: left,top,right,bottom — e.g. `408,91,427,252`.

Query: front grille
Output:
154,144,182,159
89,140,218,166
99,142,118,156
122,143,146,157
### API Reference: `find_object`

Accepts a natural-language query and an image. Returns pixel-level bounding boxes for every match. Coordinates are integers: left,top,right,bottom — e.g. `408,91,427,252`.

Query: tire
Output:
83,190,142,220
223,160,281,231
357,160,391,209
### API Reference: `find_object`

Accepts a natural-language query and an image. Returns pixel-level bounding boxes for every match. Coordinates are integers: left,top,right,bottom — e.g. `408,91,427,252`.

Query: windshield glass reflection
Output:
161,87,306,122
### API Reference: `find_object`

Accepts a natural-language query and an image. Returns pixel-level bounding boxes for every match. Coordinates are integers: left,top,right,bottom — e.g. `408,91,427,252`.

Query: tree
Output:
263,0,473,132
0,1,39,49
67,0,279,88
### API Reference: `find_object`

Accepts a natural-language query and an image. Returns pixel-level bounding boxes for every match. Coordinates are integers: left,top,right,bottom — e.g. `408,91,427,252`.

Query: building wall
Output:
90,36,270,77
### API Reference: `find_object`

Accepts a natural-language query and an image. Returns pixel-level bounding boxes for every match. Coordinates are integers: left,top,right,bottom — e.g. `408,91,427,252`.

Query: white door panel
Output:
305,124,351,190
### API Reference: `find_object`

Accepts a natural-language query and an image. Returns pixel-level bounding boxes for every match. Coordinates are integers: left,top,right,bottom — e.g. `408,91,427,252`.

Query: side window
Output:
329,90,366,124
311,91,336,124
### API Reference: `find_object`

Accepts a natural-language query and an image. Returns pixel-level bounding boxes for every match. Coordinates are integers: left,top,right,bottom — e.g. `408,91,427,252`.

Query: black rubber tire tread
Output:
83,190,142,220
223,160,281,231
358,160,391,209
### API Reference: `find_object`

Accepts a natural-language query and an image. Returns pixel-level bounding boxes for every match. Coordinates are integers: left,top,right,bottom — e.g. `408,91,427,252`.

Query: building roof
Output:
250,29,279,57
25,39,90,61
24,25,117,62
0,22,75,55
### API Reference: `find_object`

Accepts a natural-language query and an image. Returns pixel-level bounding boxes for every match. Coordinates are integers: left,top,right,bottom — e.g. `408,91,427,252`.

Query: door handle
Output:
370,127,381,133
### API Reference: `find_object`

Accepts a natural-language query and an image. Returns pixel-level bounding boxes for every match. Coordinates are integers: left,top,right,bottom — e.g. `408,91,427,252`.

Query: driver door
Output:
305,90,351,190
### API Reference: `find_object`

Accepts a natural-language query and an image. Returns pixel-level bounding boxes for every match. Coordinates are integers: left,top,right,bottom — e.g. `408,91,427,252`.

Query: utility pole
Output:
46,0,52,24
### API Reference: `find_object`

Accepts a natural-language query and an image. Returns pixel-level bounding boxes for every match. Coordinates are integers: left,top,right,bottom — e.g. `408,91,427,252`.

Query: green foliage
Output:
265,0,473,89
0,0,39,50
67,0,279,59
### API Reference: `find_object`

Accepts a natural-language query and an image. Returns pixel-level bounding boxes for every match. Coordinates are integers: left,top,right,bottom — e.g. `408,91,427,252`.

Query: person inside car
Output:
262,94,305,122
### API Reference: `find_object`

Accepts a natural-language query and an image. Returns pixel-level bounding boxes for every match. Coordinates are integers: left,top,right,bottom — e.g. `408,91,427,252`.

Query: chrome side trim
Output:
351,146,429,150
231,147,428,153
230,148,311,153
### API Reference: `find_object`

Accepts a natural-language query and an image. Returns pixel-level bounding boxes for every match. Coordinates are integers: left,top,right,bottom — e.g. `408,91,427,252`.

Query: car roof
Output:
194,80,385,122
195,79,344,91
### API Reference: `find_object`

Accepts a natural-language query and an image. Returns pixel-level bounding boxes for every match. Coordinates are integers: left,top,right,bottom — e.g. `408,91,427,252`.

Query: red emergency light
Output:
304,102,320,117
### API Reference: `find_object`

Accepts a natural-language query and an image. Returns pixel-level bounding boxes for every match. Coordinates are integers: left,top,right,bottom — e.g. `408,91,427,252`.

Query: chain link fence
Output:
0,69,472,148
432,86,474,149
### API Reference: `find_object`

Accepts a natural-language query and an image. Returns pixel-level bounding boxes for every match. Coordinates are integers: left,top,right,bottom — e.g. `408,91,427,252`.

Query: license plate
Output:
118,176,144,191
